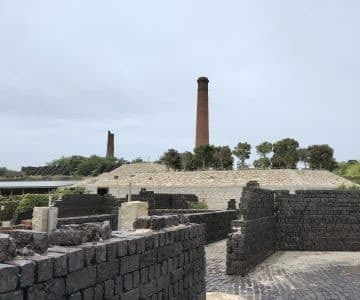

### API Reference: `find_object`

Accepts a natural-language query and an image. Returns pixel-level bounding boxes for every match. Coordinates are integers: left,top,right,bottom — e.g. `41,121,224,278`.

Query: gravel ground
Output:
206,240,360,299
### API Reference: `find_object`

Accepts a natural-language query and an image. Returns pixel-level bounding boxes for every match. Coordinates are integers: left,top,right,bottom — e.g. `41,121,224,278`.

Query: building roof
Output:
0,180,79,189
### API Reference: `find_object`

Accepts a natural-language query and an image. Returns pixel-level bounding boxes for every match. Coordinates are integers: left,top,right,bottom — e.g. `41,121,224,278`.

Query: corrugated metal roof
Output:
0,181,79,189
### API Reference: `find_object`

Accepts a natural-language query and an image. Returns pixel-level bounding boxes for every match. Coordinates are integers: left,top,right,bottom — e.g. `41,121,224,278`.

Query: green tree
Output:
307,144,337,171
271,138,299,169
194,144,216,170
131,157,144,164
49,155,87,175
253,157,271,169
298,148,310,169
160,149,182,170
233,142,251,169
256,142,273,158
181,151,196,171
213,146,234,170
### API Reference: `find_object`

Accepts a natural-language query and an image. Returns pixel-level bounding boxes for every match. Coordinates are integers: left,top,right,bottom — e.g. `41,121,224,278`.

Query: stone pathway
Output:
206,240,360,299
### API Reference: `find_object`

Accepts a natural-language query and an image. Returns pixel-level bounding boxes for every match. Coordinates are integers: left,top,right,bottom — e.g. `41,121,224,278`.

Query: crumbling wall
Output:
0,223,206,299
148,209,237,244
226,182,276,276
277,190,360,251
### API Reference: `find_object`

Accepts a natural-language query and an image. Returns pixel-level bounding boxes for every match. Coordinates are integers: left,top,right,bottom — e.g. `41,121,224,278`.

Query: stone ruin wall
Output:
226,182,360,276
0,222,206,300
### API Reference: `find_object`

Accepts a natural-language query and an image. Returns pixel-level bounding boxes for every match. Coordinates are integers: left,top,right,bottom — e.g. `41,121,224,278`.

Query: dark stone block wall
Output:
55,194,118,218
227,217,276,276
124,189,199,210
149,209,238,244
185,211,238,244
0,223,206,299
227,181,277,276
277,190,360,251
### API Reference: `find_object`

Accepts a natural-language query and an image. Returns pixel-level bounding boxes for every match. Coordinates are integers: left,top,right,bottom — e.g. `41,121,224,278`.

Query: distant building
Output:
0,180,79,196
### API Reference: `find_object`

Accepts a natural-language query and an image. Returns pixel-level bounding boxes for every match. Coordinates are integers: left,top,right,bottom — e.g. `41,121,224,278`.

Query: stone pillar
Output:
118,201,148,230
106,130,115,158
32,207,58,233
195,77,209,148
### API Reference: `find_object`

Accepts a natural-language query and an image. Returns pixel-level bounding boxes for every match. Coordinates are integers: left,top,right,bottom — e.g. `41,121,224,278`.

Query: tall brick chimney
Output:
195,77,209,148
106,130,114,158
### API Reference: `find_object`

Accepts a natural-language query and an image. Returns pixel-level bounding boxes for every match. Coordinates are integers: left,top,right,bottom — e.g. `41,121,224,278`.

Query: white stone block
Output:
47,207,58,233
32,207,48,232
118,201,148,230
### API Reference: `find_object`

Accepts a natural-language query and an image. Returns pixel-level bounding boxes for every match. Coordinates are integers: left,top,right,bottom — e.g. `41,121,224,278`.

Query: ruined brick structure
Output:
227,182,360,276
195,77,209,148
0,223,206,299
106,130,115,158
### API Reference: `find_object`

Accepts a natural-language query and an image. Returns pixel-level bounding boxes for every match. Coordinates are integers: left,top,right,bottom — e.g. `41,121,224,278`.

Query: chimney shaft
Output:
106,130,115,158
195,77,209,148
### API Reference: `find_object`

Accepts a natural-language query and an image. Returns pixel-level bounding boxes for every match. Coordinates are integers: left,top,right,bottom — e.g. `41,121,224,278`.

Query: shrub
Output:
0,200,19,221
16,194,49,213
189,201,208,210
336,184,360,191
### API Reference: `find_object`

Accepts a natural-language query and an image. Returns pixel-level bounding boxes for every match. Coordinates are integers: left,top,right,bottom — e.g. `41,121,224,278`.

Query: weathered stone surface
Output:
46,252,67,277
32,207,49,232
32,232,49,253
28,255,53,283
119,201,148,230
49,229,84,246
0,263,18,293
66,266,96,294
0,234,16,263
0,289,23,300
120,254,140,275
27,278,65,300
96,260,119,282
8,259,35,288
48,246,84,273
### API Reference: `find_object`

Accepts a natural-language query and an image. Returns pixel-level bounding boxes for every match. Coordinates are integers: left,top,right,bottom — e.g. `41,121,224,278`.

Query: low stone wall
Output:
277,190,360,251
0,223,206,299
57,214,118,231
122,189,199,210
226,217,276,276
185,211,237,244
149,209,237,244
55,194,118,218
226,182,276,276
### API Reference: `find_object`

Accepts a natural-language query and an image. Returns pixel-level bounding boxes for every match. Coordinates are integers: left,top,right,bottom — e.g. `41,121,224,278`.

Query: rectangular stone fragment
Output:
8,259,35,288
46,252,68,277
96,260,119,282
48,246,84,273
0,289,23,300
27,255,53,283
0,263,18,293
120,254,140,275
66,266,96,294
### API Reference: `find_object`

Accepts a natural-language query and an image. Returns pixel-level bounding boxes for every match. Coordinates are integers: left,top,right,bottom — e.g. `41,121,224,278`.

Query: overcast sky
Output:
0,1,359,170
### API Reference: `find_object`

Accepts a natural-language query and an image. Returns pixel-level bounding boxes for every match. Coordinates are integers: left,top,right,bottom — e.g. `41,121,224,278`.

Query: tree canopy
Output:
271,138,299,169
233,142,251,169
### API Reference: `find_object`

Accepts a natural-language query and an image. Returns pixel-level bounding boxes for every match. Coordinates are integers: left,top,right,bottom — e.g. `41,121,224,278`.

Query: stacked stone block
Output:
227,181,276,276
0,224,206,299
277,190,360,251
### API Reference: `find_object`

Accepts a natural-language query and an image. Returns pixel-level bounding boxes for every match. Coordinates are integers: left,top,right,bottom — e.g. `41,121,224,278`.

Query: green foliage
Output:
16,194,49,213
233,142,251,169
307,144,337,171
194,144,216,170
336,184,360,191
48,155,126,177
181,152,196,171
188,201,208,209
253,157,271,169
256,142,272,158
131,157,144,163
0,198,19,221
213,146,234,170
160,149,182,170
298,148,310,168
271,138,299,169
346,162,360,177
